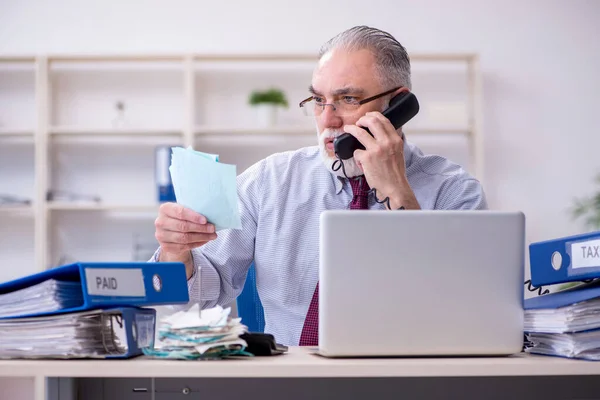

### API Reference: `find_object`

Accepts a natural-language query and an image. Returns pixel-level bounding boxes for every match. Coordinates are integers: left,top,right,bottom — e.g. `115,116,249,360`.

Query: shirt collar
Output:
330,138,414,195
334,175,344,194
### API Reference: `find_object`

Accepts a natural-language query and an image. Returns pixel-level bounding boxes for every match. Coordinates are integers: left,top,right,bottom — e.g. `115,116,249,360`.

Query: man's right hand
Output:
154,202,217,279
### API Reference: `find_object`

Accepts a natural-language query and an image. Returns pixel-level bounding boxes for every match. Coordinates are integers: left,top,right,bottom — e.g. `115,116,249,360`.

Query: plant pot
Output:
254,104,278,127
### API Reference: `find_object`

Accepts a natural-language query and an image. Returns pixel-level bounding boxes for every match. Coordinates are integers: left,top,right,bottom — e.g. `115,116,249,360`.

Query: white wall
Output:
1,0,598,242
0,0,597,397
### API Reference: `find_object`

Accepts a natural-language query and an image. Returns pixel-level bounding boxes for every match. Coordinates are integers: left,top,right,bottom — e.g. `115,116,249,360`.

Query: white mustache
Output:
320,130,345,141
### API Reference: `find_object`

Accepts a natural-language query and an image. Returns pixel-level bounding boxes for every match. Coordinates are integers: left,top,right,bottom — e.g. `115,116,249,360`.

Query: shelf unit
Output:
0,52,483,276
0,53,481,400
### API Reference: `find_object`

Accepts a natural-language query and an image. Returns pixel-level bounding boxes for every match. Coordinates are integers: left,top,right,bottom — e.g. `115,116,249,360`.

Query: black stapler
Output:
240,332,288,356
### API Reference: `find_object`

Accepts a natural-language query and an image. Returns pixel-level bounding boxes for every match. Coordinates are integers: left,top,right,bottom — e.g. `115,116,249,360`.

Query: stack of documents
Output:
525,331,600,361
169,146,242,232
0,279,83,319
0,307,155,359
0,261,189,359
143,304,250,360
524,280,600,360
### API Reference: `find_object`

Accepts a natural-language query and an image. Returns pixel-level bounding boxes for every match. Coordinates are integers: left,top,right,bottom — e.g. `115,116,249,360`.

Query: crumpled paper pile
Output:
143,304,250,360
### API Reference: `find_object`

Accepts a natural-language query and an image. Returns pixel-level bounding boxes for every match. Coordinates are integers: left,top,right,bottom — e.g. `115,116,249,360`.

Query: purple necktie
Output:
298,177,370,346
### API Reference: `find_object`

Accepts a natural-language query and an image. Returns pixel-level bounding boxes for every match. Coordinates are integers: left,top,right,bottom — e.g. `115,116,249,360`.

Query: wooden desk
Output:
1,348,599,400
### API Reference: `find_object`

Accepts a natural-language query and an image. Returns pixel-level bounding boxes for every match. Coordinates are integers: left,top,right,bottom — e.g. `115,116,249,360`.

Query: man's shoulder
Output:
406,141,486,209
407,141,477,184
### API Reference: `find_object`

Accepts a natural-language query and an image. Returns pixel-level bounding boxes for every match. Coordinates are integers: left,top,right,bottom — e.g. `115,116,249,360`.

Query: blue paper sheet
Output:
169,147,242,231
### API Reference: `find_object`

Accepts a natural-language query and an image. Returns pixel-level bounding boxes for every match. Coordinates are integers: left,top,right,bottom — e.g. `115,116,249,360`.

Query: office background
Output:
0,0,598,398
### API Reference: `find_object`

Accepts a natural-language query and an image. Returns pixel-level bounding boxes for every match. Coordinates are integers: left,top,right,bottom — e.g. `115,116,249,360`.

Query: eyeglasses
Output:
299,87,400,117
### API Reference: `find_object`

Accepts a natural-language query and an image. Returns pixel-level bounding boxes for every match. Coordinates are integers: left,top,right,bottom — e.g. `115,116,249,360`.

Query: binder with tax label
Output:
530,231,600,287
0,261,189,320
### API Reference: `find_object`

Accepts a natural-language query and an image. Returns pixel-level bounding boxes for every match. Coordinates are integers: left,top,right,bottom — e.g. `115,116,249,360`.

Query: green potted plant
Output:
557,174,600,291
248,88,288,127
571,173,600,232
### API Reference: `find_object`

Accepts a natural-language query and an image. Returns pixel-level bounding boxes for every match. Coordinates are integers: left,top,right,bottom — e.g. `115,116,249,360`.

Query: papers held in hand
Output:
169,147,242,232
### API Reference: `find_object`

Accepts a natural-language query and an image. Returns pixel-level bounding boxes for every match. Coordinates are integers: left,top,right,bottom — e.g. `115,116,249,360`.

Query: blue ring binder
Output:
530,231,600,287
0,261,190,320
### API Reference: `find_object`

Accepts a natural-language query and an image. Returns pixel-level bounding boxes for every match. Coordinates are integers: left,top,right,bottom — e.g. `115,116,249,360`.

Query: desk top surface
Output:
0,348,598,378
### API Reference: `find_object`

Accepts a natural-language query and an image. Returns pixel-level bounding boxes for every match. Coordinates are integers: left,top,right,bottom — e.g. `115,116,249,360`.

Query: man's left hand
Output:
344,111,421,210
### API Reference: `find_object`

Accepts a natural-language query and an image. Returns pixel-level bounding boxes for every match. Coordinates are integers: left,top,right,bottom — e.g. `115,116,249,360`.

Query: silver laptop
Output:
318,210,525,357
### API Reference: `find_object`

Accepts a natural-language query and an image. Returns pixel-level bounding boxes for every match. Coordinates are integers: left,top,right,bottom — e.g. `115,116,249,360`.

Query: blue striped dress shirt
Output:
151,140,487,346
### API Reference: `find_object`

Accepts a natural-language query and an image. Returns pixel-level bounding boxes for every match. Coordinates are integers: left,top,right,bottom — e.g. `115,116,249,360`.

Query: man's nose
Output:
320,104,343,129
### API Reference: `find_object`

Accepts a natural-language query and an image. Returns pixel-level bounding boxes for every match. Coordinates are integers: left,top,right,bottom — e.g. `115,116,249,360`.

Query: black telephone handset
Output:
333,91,420,160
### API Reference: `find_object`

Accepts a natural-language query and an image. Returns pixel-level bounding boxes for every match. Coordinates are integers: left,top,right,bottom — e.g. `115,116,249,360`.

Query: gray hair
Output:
318,26,412,90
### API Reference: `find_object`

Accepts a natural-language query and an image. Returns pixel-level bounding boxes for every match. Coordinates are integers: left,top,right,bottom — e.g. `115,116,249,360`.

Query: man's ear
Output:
394,87,410,97
383,87,409,111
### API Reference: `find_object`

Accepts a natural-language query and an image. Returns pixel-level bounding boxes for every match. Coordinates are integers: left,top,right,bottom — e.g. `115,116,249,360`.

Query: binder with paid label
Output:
0,307,156,359
0,261,189,320
529,231,600,287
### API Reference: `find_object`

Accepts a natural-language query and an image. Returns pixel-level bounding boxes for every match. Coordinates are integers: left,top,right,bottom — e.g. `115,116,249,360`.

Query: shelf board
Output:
0,129,34,137
49,127,183,136
194,126,470,136
36,53,477,63
405,127,472,135
195,126,316,136
49,55,184,63
194,54,317,62
47,202,160,212
410,53,477,62
0,205,33,213
0,56,36,63
192,53,476,62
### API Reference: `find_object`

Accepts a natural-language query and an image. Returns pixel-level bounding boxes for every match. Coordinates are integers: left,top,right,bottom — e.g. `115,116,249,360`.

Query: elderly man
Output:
151,26,487,346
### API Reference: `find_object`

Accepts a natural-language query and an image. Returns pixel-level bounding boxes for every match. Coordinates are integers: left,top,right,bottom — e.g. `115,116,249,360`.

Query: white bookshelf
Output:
0,52,483,273
0,52,482,400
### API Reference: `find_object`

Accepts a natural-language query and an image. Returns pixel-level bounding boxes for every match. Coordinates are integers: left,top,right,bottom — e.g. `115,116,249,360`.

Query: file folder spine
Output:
155,145,176,203
104,307,156,359
530,231,600,287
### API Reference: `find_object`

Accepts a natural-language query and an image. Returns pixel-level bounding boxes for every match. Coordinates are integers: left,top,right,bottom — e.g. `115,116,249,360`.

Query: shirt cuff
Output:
149,247,220,307
149,247,199,301
189,248,221,304
150,247,195,281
